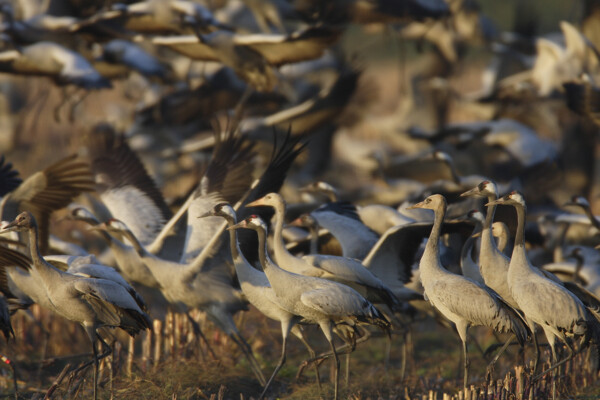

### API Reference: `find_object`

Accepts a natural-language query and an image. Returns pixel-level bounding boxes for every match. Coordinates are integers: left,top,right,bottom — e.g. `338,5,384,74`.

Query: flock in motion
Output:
2,0,600,399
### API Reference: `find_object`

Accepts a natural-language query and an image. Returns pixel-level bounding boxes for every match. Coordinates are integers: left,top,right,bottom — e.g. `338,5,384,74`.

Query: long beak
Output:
245,198,265,208
471,232,482,238
198,210,213,219
226,221,246,231
87,222,107,232
460,187,479,198
1,219,19,233
407,201,425,210
485,199,502,207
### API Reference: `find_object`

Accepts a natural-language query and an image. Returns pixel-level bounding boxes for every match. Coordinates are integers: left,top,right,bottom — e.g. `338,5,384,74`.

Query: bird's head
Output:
460,180,498,198
2,211,35,233
407,194,446,211
486,191,525,207
466,209,484,224
227,215,267,232
94,218,129,234
563,195,589,208
200,202,235,219
289,213,318,229
431,151,452,164
245,193,283,209
67,205,98,224
490,221,509,238
302,181,336,195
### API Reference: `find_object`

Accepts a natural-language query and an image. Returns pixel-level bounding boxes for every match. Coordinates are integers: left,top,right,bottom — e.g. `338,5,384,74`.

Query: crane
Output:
246,192,402,311
408,194,528,390
229,214,390,400
1,211,151,400
487,192,600,385
202,203,322,399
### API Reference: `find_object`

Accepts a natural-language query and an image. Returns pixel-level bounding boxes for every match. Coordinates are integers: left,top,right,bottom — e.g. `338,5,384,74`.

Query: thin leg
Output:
462,338,469,390
92,337,99,400
294,327,322,392
531,323,540,373
533,341,574,382
486,334,516,381
230,332,266,386
344,353,350,387
399,334,407,380
259,334,287,400
328,337,340,400
185,312,217,360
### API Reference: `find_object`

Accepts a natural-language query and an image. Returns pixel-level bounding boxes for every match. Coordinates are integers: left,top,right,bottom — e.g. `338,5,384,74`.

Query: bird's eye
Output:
426,198,431,203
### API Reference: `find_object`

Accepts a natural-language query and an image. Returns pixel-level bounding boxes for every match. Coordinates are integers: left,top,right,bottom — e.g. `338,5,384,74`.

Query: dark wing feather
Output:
84,124,172,221
237,129,306,264
0,156,21,197
196,126,256,204
1,155,94,254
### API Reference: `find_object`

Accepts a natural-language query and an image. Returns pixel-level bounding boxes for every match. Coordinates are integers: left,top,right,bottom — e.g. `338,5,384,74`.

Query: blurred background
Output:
2,0,600,398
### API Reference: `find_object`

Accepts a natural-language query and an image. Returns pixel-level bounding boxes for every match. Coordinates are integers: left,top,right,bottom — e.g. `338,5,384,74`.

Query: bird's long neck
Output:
444,160,460,184
421,203,446,276
509,203,530,270
121,229,148,257
224,215,240,260
581,203,600,230
461,222,482,264
256,226,283,281
26,225,59,281
272,200,294,264
495,226,509,253
308,224,319,255
481,193,505,260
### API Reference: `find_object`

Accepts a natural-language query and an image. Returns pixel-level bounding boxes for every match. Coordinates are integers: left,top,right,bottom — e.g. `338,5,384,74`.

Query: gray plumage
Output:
410,194,528,389
230,214,389,400
1,211,150,400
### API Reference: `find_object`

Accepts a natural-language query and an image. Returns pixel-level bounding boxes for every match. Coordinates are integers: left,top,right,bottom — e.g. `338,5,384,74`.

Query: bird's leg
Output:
530,328,540,373
297,330,368,369
92,336,99,400
399,334,407,380
185,312,217,360
293,327,322,392
328,337,340,400
230,331,266,386
259,332,288,400
486,333,516,382
68,89,90,122
462,338,469,391
533,341,574,382
344,353,350,388
384,333,392,373
53,86,70,122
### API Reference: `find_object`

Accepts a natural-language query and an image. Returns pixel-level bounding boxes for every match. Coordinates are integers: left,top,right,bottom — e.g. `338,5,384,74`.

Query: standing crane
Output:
487,192,600,387
1,212,151,400
408,194,528,389
202,203,322,399
229,214,390,400
246,192,402,311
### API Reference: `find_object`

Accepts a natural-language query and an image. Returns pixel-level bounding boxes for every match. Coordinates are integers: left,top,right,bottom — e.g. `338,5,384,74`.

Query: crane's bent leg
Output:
230,331,266,386
486,333,516,381
292,326,322,392
185,312,217,360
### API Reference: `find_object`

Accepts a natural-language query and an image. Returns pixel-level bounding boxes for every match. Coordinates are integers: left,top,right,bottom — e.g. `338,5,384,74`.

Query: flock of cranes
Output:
3,0,600,399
